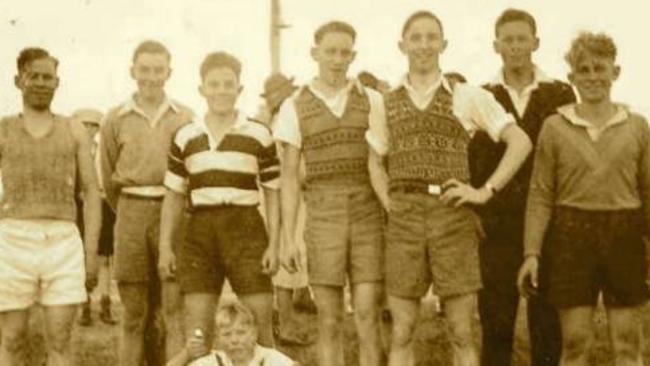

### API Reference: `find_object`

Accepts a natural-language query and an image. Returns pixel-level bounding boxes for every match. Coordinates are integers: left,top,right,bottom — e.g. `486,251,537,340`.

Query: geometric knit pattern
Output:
295,86,371,186
385,85,470,189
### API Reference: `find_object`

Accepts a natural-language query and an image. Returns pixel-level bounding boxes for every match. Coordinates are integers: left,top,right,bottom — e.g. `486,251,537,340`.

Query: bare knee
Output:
1,327,28,354
447,320,474,350
46,327,73,354
391,316,417,348
562,331,590,361
612,327,641,360
122,301,149,335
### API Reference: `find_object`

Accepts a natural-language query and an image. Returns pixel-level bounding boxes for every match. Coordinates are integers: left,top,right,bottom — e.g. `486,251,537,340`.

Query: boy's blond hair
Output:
565,32,617,69
215,301,257,330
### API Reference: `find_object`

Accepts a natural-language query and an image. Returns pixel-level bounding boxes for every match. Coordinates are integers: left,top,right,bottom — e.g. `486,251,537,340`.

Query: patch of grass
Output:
22,299,650,365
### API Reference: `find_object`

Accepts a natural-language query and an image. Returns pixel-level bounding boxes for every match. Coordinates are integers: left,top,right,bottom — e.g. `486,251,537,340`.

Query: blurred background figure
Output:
73,108,118,326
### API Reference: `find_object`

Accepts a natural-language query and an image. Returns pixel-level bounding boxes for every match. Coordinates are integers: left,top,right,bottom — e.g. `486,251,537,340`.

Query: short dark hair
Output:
200,51,242,80
565,32,617,69
401,10,444,38
132,40,171,64
16,47,59,74
314,21,356,44
495,8,537,37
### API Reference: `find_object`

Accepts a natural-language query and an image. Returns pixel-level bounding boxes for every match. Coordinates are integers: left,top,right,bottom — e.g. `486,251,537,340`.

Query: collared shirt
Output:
365,72,515,156
273,78,385,148
188,344,294,366
525,103,650,253
558,104,629,141
491,66,553,118
164,112,280,208
99,95,193,208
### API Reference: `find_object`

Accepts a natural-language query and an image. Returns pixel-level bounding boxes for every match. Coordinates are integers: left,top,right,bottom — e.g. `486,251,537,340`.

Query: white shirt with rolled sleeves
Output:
365,74,515,157
273,78,386,148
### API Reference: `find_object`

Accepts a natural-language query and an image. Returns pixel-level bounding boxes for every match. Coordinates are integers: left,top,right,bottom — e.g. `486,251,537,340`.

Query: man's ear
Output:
14,74,21,89
613,64,621,81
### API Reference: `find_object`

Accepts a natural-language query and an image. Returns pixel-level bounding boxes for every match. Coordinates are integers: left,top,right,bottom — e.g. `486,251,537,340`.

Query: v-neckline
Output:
19,113,57,140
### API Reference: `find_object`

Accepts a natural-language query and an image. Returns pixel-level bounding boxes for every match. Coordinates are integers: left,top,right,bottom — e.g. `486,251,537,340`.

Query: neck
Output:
503,63,535,88
22,105,52,119
206,109,237,125
135,92,165,110
316,75,348,93
408,68,441,90
230,350,255,366
576,100,616,127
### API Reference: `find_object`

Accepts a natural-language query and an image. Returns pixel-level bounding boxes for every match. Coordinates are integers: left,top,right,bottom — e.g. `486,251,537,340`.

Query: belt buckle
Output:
427,184,442,196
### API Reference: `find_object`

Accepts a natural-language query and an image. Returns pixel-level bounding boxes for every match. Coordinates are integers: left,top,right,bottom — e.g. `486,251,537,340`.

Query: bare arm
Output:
484,123,532,191
71,119,102,281
158,190,186,279
368,148,390,211
99,114,120,210
280,143,301,272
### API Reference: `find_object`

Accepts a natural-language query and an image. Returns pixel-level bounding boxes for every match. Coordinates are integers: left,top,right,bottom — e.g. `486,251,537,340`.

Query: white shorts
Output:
0,218,87,312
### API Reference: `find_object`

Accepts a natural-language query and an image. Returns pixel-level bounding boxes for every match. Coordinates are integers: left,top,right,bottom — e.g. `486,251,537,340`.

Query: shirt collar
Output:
117,94,180,117
306,77,364,98
558,104,629,129
196,110,246,148
491,65,552,87
397,71,453,94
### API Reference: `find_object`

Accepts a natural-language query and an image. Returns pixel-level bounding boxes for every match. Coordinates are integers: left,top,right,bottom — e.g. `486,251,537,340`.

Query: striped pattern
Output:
164,117,280,208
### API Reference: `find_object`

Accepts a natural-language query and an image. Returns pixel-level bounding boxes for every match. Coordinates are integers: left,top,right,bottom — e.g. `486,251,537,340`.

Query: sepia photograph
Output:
0,0,649,365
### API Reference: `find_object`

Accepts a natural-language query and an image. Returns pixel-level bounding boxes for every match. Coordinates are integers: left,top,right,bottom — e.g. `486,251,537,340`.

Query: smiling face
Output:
399,16,447,75
494,20,539,70
199,66,241,115
569,53,619,104
16,57,59,111
130,52,171,101
311,31,356,83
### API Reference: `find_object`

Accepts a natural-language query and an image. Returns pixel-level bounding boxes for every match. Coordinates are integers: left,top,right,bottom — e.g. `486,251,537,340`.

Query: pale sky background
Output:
1,0,649,118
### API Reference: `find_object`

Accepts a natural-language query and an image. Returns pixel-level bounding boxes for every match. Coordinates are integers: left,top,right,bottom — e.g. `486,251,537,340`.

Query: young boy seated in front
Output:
167,301,296,366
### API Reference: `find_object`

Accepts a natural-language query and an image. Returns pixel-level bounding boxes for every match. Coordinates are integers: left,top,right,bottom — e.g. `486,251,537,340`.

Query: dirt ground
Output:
21,292,650,366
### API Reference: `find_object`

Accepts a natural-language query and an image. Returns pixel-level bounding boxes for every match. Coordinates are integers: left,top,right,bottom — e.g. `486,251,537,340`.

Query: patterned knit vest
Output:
385,85,470,189
0,115,78,221
295,86,371,186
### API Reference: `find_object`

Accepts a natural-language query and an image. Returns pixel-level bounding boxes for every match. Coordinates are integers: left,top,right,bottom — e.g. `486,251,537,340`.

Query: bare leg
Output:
607,305,643,366
444,293,479,366
558,306,594,366
239,292,275,347
312,285,345,366
387,295,419,366
43,304,78,366
351,282,384,366
117,282,149,366
162,280,184,361
0,309,30,366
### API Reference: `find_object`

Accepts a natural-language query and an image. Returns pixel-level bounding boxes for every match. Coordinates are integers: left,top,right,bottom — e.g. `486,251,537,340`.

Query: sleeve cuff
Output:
163,172,188,194
365,131,388,156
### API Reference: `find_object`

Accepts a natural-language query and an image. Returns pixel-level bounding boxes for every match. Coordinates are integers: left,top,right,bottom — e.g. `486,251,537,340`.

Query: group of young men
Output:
0,6,648,366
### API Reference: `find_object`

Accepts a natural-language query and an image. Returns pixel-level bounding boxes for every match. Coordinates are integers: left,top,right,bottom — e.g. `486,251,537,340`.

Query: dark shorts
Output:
98,200,116,256
545,206,648,309
303,185,384,287
385,192,482,299
113,196,164,282
178,206,272,296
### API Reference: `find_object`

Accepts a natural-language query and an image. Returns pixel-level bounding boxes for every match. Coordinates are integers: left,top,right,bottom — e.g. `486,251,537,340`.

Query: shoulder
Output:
173,120,205,148
258,345,294,365
61,114,90,145
239,117,274,144
170,99,195,119
102,102,129,128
